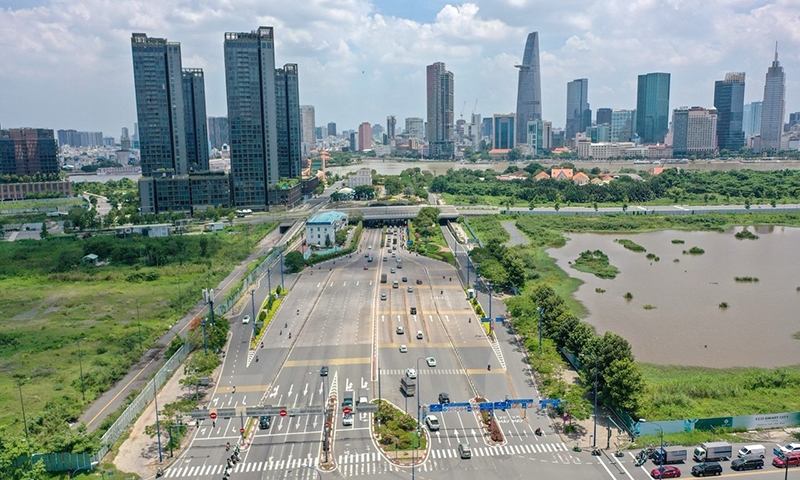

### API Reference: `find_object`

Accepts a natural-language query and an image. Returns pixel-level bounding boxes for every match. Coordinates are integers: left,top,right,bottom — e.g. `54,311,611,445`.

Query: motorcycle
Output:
255,356,259,362
487,364,491,371
535,428,542,436
289,332,292,339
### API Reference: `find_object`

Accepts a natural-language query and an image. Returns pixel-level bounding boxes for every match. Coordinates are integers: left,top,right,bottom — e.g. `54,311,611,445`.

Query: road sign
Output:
481,317,491,323
495,316,504,323
240,428,245,434
508,398,535,409
493,401,509,410
478,402,493,411
210,412,217,419
343,407,352,415
442,402,471,412
357,403,378,413
539,399,561,409
279,409,288,417
246,406,287,416
429,404,443,412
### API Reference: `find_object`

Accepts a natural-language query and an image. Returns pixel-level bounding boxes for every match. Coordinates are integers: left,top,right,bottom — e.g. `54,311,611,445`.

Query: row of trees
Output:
469,239,527,290
508,285,644,414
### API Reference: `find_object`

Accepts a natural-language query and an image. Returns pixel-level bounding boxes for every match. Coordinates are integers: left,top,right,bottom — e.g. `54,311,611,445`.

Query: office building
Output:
120,127,131,150
405,117,424,140
588,124,611,143
181,68,209,171
300,105,316,156
0,128,59,176
371,124,383,139
566,78,591,142
713,72,745,151
672,107,718,156
481,117,493,139
315,127,323,140
224,26,279,210
759,45,785,153
426,62,454,158
327,122,337,137
527,120,551,155
742,102,762,137
515,32,542,146
348,132,356,151
789,112,800,130
492,114,516,150
610,109,636,142
596,108,612,126
131,33,189,176
207,117,229,150
358,122,372,151
387,115,396,139
636,72,671,144
275,64,302,179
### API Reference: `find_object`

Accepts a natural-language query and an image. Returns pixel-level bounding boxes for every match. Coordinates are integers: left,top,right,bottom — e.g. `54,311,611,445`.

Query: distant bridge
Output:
332,205,459,223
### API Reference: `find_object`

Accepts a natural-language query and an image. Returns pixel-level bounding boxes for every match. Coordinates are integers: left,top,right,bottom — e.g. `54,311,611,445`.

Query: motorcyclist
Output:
487,364,491,371
232,385,236,393
255,356,259,362
535,428,542,436
289,332,292,339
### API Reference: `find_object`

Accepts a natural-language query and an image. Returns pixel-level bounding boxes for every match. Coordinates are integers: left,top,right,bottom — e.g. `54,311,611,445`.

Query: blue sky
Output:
1,0,798,139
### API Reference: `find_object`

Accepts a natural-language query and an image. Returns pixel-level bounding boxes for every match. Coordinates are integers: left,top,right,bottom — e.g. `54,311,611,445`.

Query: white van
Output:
738,444,766,458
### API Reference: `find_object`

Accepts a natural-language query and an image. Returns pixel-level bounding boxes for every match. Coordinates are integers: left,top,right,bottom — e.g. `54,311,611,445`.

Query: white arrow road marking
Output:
361,377,368,390
397,315,400,323
429,315,433,323
303,383,308,396
295,416,302,429
319,382,324,395
213,397,219,405
329,282,333,287
436,431,441,443
270,386,280,398
381,315,385,323
287,384,293,397
445,315,450,322
346,378,353,392
312,416,318,429
242,395,247,405
343,282,346,286
317,283,321,288
369,281,373,285
413,315,417,322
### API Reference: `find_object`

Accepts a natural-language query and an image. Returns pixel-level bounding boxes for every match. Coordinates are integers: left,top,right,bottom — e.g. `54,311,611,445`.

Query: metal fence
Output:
90,341,192,465
460,218,484,248
214,246,284,316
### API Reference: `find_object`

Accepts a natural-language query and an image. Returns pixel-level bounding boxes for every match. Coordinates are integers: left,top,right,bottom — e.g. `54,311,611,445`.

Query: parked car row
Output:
645,441,800,478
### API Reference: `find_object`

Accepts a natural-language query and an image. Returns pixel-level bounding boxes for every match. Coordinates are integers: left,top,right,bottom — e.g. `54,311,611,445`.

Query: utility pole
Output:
154,381,163,463
537,307,544,349
280,251,285,289
250,289,257,335
136,299,143,351
77,337,86,402
17,378,29,444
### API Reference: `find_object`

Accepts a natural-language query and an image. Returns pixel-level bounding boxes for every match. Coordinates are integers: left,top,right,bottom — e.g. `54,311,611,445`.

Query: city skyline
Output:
1,1,799,136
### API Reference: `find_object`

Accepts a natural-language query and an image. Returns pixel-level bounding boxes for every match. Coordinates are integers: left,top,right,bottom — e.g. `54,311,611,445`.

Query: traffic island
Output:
473,396,506,446
372,400,428,465
318,394,337,471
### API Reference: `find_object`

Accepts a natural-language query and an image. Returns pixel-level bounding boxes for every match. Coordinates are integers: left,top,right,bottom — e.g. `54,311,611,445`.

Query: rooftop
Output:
308,211,348,225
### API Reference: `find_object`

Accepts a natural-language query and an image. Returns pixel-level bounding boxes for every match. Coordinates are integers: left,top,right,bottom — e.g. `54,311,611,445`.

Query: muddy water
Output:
547,227,800,368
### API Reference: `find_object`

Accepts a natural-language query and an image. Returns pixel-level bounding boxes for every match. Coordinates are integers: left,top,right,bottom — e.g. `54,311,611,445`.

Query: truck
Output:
652,446,687,464
693,442,732,462
381,274,387,283
400,377,416,396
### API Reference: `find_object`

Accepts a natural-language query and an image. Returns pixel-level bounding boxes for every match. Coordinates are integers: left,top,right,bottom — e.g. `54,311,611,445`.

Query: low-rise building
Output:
115,223,172,238
347,168,372,188
0,181,73,201
306,211,348,246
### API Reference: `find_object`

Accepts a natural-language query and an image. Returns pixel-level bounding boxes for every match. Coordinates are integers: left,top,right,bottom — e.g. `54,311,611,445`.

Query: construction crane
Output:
460,101,466,121
472,99,478,116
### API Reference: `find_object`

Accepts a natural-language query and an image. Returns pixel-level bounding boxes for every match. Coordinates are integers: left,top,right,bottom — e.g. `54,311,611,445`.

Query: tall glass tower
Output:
426,62,454,158
759,44,785,153
566,78,590,142
275,64,301,179
515,32,542,146
636,72,671,144
713,72,745,151
181,68,209,172
224,27,279,209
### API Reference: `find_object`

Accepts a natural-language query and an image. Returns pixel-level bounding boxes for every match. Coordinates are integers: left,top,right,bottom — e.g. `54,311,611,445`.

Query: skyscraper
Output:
181,68,209,171
207,117,230,150
672,107,718,156
759,44,785,153
224,27,279,209
131,33,188,176
426,62,454,158
610,109,636,142
713,72,745,152
566,78,591,142
405,117,424,140
596,108,612,126
636,72,671,144
327,122,337,137
0,128,58,176
275,64,301,179
300,105,316,156
527,120,551,155
492,114,516,149
742,102,762,137
386,115,396,139
358,122,372,151
515,32,542,146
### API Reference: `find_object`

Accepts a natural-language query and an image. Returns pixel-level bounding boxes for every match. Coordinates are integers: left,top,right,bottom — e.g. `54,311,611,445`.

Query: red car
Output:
773,452,800,468
650,465,681,478
363,266,368,270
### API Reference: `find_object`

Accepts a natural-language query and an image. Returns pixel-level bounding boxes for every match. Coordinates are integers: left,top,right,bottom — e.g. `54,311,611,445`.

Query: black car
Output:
730,456,763,471
259,416,271,429
320,366,328,376
438,392,450,404
691,461,722,476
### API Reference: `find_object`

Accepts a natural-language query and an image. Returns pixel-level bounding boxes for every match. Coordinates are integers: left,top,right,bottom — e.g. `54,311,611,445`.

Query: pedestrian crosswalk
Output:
381,368,463,375
164,457,318,477
430,442,569,459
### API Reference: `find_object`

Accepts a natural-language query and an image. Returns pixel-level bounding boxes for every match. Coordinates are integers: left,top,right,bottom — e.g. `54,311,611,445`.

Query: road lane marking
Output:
283,357,370,367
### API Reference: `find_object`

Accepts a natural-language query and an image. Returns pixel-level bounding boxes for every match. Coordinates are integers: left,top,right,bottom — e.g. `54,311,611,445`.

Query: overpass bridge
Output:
331,205,459,224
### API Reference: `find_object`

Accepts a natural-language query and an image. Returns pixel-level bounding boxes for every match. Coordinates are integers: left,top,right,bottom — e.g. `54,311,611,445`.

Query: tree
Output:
554,202,560,212
504,252,526,288
566,321,595,357
348,210,363,225
325,235,332,247
744,197,751,210
603,357,644,413
528,200,536,211
284,250,305,273
39,222,49,240
335,229,348,246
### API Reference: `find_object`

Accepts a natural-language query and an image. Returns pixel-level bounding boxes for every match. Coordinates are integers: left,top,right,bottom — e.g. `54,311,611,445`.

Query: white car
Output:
425,415,440,431
777,442,800,456
242,315,251,324
405,368,417,379
399,344,408,353
342,413,353,426
426,357,437,367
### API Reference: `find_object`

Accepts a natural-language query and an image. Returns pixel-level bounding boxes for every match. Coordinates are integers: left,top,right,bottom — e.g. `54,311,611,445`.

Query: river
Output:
546,227,800,368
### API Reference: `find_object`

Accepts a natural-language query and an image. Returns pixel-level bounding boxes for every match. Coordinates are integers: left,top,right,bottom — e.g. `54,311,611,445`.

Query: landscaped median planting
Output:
373,400,427,464
473,397,505,445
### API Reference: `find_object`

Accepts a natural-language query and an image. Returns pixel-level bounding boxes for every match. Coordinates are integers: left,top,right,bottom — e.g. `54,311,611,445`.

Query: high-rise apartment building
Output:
426,62,454,158
515,32,542,146
0,128,59,176
327,122,337,137
672,107,718,156
181,68,209,171
56,130,104,148
566,78,591,142
610,109,636,142
358,122,372,151
713,72,745,151
596,108,612,126
224,27,279,209
636,72,671,144
405,117,424,140
275,64,302,179
386,115,396,139
759,45,785,152
527,120,551,155
742,102,762,137
131,33,189,176
207,117,229,150
492,114,516,150
789,112,800,130
299,105,316,156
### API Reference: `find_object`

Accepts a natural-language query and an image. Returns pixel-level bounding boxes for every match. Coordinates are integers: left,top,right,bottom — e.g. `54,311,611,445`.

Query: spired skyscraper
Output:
759,44,785,153
636,72,671,144
713,72,745,152
426,62,454,158
515,32,542,146
565,78,591,143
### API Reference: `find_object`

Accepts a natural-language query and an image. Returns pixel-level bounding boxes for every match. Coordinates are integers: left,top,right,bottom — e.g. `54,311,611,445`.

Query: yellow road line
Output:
284,357,371,367
466,369,505,374
379,342,487,348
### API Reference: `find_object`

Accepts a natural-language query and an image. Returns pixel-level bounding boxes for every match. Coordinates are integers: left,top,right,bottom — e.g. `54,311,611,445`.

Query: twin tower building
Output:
131,27,309,215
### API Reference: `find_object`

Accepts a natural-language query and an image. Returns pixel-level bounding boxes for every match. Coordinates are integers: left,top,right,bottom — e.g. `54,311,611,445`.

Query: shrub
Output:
719,302,729,309
624,292,633,301
671,239,685,244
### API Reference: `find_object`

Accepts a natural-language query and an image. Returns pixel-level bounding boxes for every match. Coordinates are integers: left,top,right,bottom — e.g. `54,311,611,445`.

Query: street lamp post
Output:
640,419,664,479
537,307,544,349
17,378,29,443
280,251,285,289
154,381,163,463
267,267,272,295
136,298,143,351
250,289,257,335
77,337,86,402
412,356,430,480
